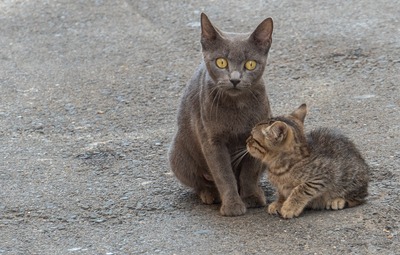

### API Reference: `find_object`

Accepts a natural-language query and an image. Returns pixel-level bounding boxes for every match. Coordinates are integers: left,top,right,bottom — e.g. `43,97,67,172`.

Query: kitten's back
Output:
307,127,369,204
307,128,365,159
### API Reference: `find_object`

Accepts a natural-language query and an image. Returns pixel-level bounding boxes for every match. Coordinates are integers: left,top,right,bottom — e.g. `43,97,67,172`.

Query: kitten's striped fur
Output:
246,104,369,218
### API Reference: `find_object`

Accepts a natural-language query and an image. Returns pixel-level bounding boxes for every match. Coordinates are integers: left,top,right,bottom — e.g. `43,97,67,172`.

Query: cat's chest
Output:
268,173,300,198
204,105,267,133
208,117,254,142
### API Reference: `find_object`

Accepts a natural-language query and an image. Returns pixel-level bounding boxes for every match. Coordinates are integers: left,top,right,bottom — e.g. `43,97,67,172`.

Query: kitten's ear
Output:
269,121,288,143
249,18,273,53
291,104,308,123
200,13,221,49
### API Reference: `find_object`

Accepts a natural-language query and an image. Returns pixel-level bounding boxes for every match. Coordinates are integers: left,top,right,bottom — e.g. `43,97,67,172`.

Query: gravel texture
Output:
0,0,399,254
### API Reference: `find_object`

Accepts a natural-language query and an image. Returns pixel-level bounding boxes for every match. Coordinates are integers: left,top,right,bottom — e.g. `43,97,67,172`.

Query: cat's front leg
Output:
267,201,282,215
267,193,285,215
203,142,246,216
280,201,305,219
280,183,318,219
239,157,266,208
219,197,247,216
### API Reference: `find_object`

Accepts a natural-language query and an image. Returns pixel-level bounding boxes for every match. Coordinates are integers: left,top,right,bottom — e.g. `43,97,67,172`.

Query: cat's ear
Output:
269,121,288,143
200,13,221,49
291,104,308,123
249,18,273,53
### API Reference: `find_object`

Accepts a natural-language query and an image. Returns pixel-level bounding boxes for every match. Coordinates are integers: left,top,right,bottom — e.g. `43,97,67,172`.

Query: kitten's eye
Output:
245,60,257,71
216,58,228,69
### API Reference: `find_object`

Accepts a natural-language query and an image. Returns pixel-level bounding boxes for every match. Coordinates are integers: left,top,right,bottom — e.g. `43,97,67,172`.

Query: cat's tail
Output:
346,198,366,208
346,181,369,208
346,188,368,207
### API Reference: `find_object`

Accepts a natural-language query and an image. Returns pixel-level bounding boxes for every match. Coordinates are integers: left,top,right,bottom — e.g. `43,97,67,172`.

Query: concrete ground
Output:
0,0,399,254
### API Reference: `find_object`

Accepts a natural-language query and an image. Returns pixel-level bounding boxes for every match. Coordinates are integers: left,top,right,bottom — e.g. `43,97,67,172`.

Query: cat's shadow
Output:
176,184,276,215
176,187,359,220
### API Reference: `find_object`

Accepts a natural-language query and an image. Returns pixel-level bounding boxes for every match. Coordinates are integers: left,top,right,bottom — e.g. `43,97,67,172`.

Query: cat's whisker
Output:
209,86,217,115
214,88,224,119
209,86,221,118
231,148,249,169
211,89,218,118
231,148,247,158
247,88,261,105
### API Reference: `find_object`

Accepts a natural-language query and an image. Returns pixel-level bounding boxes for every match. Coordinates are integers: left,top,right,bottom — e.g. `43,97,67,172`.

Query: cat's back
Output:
182,61,206,101
307,127,365,161
176,62,207,118
305,127,369,203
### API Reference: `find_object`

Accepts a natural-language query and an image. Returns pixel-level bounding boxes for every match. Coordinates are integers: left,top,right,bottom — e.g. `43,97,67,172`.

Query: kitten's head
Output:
246,104,308,161
200,13,273,95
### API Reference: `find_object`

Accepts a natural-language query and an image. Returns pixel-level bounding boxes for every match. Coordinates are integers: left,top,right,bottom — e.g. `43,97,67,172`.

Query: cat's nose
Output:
230,71,241,87
230,79,240,87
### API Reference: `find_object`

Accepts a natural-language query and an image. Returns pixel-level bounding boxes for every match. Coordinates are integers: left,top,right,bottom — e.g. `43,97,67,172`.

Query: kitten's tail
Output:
346,183,368,207
346,199,366,208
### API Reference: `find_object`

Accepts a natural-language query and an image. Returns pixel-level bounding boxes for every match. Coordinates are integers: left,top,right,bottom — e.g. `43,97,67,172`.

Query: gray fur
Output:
169,13,273,216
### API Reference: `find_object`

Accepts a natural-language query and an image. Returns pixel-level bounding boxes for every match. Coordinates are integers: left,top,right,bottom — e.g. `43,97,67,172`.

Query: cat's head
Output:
246,104,308,161
200,13,273,95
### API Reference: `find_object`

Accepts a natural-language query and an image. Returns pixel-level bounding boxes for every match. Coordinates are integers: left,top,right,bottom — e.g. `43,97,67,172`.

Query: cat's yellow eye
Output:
216,58,228,69
245,60,257,71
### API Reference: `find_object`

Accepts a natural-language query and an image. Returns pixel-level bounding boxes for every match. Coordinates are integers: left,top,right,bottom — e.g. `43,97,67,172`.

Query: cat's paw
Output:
280,202,303,219
242,188,266,208
243,195,267,208
267,201,282,215
220,199,247,216
199,190,220,205
326,198,346,210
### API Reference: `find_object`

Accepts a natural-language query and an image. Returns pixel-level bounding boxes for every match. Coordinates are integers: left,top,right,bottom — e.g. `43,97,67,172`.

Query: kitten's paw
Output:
242,188,266,208
199,190,220,205
326,198,346,210
280,203,303,219
220,199,246,217
267,201,282,215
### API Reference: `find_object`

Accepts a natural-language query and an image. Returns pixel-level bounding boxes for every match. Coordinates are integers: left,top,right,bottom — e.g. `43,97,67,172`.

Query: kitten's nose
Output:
230,79,240,87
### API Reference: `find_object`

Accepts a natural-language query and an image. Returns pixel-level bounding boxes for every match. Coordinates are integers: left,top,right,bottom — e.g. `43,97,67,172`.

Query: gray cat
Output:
169,13,273,216
246,104,370,218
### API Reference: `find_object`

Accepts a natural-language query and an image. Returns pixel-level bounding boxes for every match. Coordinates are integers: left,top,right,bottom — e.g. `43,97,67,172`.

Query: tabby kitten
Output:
246,104,369,219
169,13,273,216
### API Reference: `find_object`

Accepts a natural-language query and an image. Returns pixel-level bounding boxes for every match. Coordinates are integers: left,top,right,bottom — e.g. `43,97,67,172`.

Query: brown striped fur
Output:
246,104,369,218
